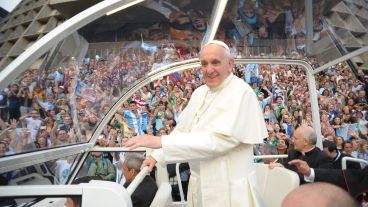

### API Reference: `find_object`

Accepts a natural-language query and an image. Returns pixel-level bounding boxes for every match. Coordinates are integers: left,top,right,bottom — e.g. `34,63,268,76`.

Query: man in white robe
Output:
124,40,268,207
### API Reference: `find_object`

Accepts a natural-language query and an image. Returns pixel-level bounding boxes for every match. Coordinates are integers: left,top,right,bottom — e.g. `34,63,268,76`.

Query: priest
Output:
124,40,268,207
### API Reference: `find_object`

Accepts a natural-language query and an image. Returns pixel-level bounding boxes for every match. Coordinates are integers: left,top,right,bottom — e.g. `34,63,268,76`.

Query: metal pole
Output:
305,0,314,55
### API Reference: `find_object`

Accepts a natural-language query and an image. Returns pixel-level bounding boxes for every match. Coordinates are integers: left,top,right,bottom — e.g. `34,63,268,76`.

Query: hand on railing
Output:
141,156,157,172
268,162,284,169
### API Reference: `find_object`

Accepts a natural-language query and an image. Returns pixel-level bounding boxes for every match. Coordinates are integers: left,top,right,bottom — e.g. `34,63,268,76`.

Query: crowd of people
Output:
0,37,367,175
0,0,367,205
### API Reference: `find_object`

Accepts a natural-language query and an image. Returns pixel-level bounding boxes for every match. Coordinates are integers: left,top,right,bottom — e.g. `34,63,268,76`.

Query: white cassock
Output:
152,74,268,207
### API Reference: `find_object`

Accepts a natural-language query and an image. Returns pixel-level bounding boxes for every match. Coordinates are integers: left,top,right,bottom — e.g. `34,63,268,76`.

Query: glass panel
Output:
216,0,368,63
0,153,79,185
70,0,214,143
316,56,367,160
0,53,87,157
94,66,203,142
219,0,308,57
74,151,119,183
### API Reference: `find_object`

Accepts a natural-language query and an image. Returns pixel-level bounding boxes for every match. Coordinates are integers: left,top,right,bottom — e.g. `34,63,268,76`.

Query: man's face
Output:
277,97,283,104
161,79,167,85
122,162,135,183
359,90,366,98
98,135,107,146
323,148,334,158
0,143,6,155
258,94,264,101
64,116,72,125
91,151,102,160
58,130,68,141
30,110,39,119
292,130,307,152
200,44,233,89
130,103,137,112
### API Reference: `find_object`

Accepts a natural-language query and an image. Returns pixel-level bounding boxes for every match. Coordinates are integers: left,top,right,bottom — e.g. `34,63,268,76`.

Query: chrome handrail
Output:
126,166,150,195
342,157,368,170
254,155,288,159
175,163,185,202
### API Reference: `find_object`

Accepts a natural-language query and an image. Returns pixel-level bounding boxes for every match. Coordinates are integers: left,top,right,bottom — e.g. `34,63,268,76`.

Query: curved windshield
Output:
0,0,214,156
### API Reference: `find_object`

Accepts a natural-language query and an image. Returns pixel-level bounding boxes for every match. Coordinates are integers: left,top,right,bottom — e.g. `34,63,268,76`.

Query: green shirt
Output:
87,157,116,181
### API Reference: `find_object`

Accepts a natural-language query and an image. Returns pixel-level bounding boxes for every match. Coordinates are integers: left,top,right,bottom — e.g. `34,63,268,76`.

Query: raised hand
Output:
348,128,357,138
266,122,274,132
301,119,308,126
10,119,18,129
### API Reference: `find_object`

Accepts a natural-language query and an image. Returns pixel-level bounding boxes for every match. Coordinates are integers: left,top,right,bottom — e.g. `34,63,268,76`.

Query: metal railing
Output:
126,166,150,195
342,157,368,170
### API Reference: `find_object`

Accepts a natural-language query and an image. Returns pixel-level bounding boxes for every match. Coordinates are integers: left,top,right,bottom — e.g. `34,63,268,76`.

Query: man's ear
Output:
228,58,235,72
131,168,138,176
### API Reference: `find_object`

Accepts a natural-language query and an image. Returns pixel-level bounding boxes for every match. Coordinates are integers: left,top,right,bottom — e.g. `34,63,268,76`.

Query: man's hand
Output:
141,156,157,171
288,159,311,176
10,119,17,129
268,162,284,169
122,134,162,150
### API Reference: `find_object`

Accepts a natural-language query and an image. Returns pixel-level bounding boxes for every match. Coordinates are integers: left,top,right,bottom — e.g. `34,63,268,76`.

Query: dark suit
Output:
332,151,361,169
284,147,333,184
124,175,158,207
314,166,368,201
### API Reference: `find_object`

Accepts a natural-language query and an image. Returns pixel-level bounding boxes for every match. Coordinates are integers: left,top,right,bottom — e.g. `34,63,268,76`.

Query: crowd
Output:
0,0,367,205
0,37,367,179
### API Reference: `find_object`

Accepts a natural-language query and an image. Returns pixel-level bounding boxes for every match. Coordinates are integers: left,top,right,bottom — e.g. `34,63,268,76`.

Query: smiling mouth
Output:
205,73,218,79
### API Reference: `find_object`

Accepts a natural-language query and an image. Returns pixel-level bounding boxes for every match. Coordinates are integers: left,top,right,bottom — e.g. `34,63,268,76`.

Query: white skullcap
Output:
203,40,230,53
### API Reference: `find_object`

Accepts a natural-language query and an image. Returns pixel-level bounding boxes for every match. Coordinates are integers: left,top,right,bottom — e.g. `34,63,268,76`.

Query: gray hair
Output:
264,144,278,155
124,153,145,173
305,127,317,145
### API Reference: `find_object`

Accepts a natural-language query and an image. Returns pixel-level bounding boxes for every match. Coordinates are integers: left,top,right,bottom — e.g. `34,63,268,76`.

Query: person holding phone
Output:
19,109,42,141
